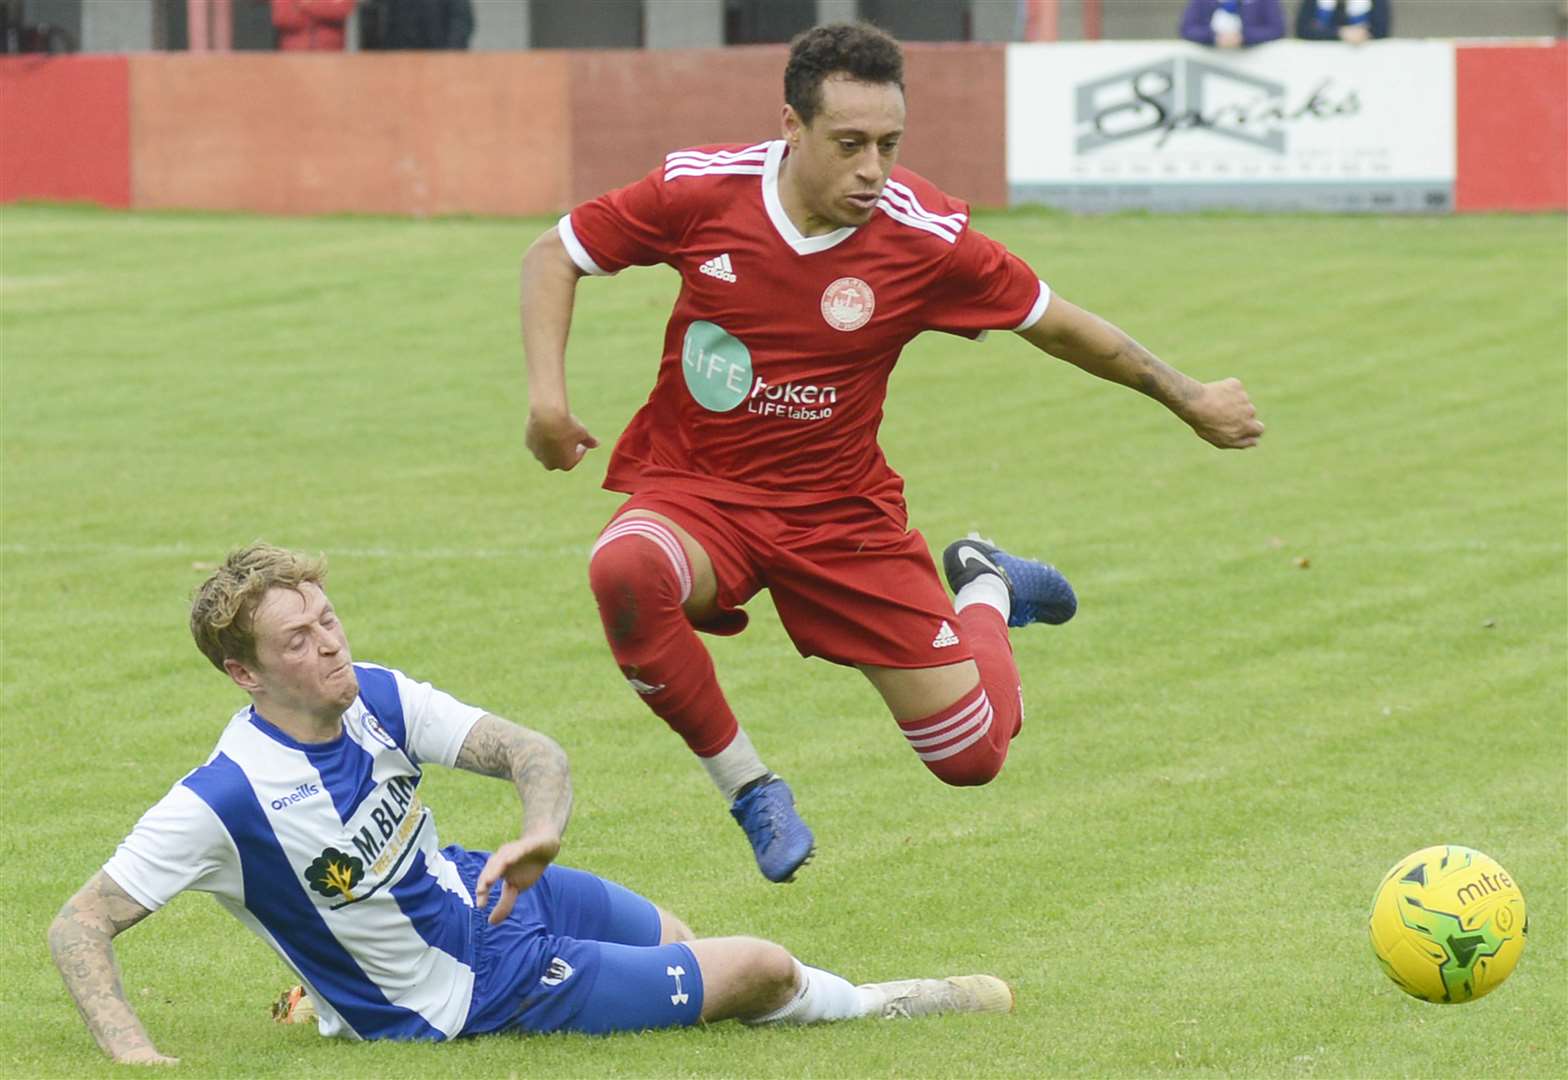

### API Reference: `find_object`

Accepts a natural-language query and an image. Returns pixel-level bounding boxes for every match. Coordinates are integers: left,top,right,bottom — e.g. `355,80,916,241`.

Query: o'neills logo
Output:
270,782,320,811
821,277,874,331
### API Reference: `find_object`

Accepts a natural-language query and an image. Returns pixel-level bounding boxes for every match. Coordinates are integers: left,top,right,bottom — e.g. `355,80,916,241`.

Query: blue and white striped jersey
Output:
103,663,487,1040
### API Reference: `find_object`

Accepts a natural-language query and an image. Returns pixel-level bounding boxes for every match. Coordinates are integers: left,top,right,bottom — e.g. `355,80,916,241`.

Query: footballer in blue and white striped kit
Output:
48,543,1013,1064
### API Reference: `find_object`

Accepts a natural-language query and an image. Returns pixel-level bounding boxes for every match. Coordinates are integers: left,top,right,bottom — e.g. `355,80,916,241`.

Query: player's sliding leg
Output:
588,510,814,882
273,938,1011,1035
649,937,1014,1027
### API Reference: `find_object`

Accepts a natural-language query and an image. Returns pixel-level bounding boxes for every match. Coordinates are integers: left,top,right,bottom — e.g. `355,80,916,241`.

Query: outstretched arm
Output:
521,226,600,471
454,713,574,924
48,871,176,1066
1018,294,1264,449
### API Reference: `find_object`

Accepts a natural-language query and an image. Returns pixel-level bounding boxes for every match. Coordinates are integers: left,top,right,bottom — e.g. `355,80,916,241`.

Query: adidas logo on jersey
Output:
932,620,960,648
698,253,736,283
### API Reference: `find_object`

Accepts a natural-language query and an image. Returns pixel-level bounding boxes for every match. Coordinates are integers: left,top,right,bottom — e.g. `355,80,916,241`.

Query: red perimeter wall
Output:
1,43,1562,216
1455,41,1568,212
128,52,573,216
0,46,1006,217
0,55,130,208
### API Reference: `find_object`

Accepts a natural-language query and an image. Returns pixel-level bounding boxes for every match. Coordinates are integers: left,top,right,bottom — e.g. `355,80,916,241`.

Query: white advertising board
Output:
1007,40,1455,212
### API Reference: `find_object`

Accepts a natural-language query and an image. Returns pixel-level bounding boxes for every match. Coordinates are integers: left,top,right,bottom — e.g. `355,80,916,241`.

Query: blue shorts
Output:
450,849,704,1036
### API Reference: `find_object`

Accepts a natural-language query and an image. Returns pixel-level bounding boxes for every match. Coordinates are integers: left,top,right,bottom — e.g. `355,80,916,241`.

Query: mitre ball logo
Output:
821,277,874,331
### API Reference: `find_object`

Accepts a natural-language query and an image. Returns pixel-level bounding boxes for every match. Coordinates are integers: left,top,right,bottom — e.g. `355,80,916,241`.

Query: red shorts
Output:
605,492,971,670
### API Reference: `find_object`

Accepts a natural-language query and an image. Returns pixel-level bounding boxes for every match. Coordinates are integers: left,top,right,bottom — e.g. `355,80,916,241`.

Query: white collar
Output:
761,140,860,256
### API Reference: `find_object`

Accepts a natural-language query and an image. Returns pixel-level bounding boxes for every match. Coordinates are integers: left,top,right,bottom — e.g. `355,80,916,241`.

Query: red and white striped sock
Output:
897,681,1009,787
588,518,743,764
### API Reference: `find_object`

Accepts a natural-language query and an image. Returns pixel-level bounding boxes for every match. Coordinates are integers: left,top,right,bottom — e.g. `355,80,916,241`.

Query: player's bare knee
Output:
657,907,694,943
748,940,798,1003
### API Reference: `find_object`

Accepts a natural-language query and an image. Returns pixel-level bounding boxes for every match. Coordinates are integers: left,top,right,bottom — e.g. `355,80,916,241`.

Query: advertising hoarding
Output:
1007,41,1456,212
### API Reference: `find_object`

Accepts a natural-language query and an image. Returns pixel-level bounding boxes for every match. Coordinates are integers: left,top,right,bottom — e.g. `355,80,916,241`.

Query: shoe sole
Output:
766,844,815,883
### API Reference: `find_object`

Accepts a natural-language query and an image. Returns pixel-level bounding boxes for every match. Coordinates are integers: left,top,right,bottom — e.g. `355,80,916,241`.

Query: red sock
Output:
588,519,738,757
896,605,1024,786
957,603,1024,739
897,682,1006,786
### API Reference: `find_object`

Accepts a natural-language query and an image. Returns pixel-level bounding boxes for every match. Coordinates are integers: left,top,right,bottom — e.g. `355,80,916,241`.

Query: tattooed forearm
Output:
455,714,574,840
1018,296,1204,418
48,872,161,1062
1117,337,1204,411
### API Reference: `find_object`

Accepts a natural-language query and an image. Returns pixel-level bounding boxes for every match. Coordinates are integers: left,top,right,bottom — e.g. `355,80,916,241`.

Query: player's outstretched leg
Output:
691,939,1013,1026
942,535,1076,628
589,516,813,883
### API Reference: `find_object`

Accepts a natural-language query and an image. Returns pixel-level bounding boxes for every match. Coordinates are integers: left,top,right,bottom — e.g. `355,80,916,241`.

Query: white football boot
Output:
858,974,1014,1020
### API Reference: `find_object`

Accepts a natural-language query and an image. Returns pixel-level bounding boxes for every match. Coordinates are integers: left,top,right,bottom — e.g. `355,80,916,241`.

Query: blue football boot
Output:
729,775,814,883
942,534,1077,628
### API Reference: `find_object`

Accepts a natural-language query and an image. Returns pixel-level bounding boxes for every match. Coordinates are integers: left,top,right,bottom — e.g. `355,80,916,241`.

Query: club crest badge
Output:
820,277,874,332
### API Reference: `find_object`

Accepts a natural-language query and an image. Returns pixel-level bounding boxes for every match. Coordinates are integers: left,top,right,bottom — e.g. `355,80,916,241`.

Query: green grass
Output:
2,204,1564,1078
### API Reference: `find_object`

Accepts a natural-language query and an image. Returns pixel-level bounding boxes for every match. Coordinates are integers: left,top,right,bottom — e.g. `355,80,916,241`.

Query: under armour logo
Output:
667,964,689,1005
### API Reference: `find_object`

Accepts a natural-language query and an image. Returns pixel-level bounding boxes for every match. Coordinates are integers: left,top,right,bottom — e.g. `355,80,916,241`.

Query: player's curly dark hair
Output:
785,22,904,126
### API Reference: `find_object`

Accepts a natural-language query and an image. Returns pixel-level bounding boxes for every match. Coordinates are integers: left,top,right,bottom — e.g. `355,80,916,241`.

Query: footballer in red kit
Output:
522,23,1263,883
561,137,1047,506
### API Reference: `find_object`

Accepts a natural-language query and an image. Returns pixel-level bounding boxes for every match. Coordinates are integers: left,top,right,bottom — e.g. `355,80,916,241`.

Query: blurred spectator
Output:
1180,0,1285,48
269,0,353,50
362,0,473,49
1295,0,1391,42
2,0,76,52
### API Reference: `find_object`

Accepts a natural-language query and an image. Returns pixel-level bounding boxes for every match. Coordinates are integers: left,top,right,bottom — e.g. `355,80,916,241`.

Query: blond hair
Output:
190,543,327,671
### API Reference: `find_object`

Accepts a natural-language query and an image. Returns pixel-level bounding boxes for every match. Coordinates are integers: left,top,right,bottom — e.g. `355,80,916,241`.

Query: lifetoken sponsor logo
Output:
820,277,874,331
682,320,753,411
745,376,836,421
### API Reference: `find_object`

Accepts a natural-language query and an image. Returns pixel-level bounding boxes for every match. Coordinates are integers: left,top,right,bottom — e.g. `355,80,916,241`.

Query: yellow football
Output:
1368,845,1527,1003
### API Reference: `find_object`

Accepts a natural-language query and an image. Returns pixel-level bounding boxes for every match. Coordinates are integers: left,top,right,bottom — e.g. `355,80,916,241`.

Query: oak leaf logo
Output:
305,847,364,902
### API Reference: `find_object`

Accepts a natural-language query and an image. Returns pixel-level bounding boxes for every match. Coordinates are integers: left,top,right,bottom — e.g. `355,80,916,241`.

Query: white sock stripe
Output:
590,521,693,604
591,521,691,597
898,690,989,740
593,524,692,604
916,712,994,762
905,703,993,751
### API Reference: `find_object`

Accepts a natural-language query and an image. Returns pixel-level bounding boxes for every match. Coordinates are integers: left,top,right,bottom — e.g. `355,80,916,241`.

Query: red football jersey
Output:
562,139,1049,518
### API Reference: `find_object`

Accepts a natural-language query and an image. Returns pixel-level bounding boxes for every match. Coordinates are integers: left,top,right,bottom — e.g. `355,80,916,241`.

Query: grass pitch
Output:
1,204,1564,1078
